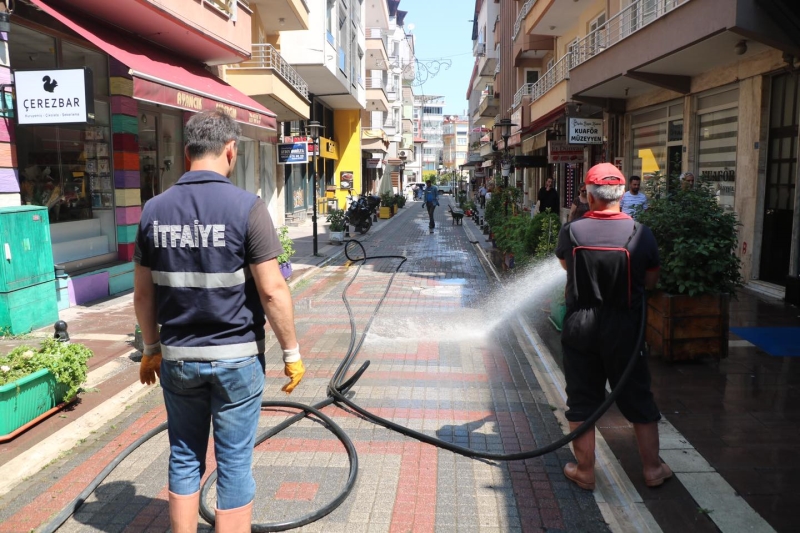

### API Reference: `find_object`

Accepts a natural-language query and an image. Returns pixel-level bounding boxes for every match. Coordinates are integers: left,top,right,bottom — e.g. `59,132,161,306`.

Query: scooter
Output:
345,192,373,234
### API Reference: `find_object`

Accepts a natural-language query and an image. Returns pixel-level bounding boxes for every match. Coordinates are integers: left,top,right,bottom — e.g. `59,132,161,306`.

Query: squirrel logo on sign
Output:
42,75,58,93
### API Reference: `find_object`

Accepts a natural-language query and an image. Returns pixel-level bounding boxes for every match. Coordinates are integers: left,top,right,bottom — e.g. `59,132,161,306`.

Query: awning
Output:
30,0,278,134
481,160,494,168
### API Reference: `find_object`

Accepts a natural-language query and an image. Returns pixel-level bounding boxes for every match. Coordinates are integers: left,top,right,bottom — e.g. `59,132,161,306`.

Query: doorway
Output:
760,73,799,285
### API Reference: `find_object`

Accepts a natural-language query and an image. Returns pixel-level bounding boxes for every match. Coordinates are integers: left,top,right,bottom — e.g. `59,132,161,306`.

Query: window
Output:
326,0,335,44
525,69,540,86
589,13,607,51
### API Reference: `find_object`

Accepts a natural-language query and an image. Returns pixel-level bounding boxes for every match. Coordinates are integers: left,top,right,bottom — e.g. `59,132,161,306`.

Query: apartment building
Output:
496,0,800,301
442,115,469,175
360,0,417,195
224,0,312,226
417,95,445,171
280,0,366,215
3,0,278,310
465,0,501,189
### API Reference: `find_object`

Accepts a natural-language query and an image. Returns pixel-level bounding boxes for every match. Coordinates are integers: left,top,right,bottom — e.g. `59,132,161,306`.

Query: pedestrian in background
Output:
479,184,487,208
555,163,672,492
422,179,439,233
680,171,695,190
134,110,305,532
569,184,590,221
536,177,560,214
620,175,648,218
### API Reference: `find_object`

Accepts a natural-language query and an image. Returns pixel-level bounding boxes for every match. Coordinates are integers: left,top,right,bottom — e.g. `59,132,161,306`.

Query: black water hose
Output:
39,237,646,532
329,239,648,461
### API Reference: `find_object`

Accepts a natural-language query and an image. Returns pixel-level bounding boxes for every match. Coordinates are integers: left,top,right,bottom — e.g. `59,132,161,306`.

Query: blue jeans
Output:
160,355,265,509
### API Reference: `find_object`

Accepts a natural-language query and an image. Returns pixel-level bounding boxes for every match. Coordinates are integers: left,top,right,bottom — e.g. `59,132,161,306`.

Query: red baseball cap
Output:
584,163,626,185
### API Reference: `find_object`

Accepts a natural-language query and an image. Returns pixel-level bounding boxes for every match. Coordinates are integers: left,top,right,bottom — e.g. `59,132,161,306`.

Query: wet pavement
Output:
0,195,797,532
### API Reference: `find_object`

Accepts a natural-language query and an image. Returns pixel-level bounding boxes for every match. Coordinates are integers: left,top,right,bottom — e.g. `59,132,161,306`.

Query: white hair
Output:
586,184,625,203
679,172,695,181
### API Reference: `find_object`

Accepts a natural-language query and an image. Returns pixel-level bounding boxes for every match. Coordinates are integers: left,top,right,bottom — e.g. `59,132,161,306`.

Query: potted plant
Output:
636,178,743,361
276,226,295,280
0,339,92,439
394,193,406,209
379,192,395,219
327,208,346,243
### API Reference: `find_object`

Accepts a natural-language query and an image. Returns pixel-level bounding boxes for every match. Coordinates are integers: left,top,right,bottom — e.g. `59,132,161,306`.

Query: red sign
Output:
133,78,277,132
548,140,585,163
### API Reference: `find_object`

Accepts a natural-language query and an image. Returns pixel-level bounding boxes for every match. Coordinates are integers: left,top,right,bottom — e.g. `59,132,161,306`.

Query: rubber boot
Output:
563,421,596,490
168,491,199,533
634,422,673,487
214,500,253,533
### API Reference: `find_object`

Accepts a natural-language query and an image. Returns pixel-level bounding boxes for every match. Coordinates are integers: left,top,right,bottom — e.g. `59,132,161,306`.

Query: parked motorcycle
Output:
365,194,381,222
345,192,373,234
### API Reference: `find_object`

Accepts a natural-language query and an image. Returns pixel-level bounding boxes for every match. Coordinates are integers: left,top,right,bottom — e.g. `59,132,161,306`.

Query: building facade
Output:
280,0,367,215
442,115,469,175
2,0,279,312
489,0,800,301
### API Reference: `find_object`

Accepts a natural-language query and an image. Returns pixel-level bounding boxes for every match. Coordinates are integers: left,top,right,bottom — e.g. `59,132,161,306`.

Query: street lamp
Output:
399,152,407,194
496,118,517,216
306,120,324,256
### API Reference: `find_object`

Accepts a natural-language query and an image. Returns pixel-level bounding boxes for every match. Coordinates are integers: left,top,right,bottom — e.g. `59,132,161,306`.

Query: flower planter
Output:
278,261,293,280
329,231,345,244
646,292,730,362
0,368,70,439
379,206,392,219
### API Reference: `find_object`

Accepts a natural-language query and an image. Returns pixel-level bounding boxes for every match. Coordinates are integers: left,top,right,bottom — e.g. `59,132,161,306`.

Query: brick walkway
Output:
0,199,609,532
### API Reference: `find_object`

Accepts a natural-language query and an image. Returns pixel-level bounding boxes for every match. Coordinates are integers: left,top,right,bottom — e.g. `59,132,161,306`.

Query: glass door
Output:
139,112,159,204
760,73,799,284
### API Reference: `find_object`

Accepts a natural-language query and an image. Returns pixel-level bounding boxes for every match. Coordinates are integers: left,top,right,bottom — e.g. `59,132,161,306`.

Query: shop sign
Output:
320,137,338,159
278,142,309,164
366,158,382,169
548,140,585,163
568,117,603,145
133,78,273,130
15,68,95,125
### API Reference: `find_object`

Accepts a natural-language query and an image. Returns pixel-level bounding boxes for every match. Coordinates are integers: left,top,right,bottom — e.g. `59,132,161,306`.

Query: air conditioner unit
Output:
399,150,408,157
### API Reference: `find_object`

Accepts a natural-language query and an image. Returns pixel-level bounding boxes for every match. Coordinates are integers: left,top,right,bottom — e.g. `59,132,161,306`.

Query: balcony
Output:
568,0,799,100
249,0,309,32
365,78,390,112
361,127,389,153
479,94,499,117
528,54,570,121
571,0,690,69
514,34,554,67
513,0,536,40
366,28,390,70
225,43,310,121
57,0,252,64
524,0,589,37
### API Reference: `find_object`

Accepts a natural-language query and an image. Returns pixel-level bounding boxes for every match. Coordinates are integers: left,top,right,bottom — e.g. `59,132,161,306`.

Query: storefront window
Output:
61,41,109,97
698,106,738,213
632,122,667,181
8,24,56,70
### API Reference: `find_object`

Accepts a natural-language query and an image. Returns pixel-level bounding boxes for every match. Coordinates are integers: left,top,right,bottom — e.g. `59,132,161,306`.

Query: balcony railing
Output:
512,0,536,40
235,43,309,99
513,53,570,109
366,27,389,52
572,0,690,68
365,78,387,90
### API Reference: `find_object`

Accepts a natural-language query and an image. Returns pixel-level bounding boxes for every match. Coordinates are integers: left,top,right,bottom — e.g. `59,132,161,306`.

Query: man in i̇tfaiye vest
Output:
133,110,305,532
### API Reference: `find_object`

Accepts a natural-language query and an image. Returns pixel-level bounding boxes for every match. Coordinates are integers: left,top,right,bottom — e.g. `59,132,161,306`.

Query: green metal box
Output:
0,206,55,292
0,280,59,334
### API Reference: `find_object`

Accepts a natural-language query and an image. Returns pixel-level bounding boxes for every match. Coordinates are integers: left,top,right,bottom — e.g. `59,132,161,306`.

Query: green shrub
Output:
636,181,743,296
0,339,93,401
525,209,561,258
380,191,396,207
326,208,347,231
276,226,295,264
394,194,406,208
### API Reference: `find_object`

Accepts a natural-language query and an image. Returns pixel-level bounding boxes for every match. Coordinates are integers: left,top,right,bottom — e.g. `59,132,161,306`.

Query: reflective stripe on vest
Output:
151,267,252,289
162,338,266,361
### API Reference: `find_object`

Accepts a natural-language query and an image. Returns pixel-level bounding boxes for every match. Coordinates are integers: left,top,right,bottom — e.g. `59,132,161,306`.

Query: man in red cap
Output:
554,162,672,491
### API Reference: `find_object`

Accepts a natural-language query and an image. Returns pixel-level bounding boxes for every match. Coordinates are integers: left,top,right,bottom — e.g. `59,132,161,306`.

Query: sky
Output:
399,0,475,117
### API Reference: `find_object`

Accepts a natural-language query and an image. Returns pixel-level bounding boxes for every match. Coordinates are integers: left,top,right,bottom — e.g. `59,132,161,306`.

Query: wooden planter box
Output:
0,369,69,438
379,206,392,219
646,292,730,362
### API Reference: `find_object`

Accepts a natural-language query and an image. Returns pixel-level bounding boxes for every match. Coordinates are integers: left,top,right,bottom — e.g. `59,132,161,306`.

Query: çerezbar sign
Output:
15,68,95,125
568,117,603,145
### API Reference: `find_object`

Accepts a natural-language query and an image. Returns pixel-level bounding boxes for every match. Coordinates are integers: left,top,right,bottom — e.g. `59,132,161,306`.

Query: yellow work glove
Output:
281,345,305,394
140,341,162,385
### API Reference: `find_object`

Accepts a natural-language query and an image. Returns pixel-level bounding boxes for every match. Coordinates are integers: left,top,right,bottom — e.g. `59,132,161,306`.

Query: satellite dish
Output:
407,23,415,32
